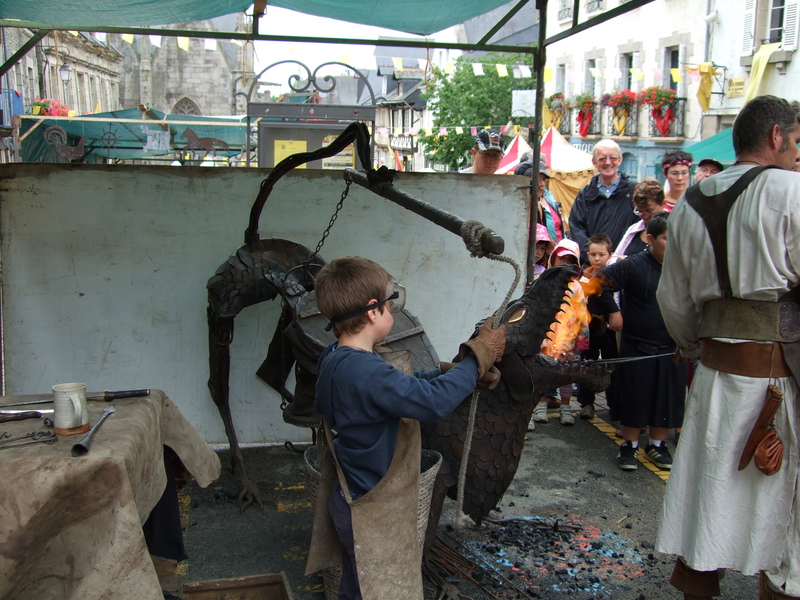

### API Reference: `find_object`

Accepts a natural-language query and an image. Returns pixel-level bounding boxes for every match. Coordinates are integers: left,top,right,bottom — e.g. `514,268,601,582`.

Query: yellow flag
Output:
392,57,403,71
121,34,134,44
444,61,455,75
543,67,553,82
670,68,683,83
696,62,713,112
94,99,102,113
743,43,781,104
455,126,464,134
496,64,509,77
177,37,190,52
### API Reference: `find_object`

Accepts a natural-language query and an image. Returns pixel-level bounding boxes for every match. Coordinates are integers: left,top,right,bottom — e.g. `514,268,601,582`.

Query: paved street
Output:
180,395,759,599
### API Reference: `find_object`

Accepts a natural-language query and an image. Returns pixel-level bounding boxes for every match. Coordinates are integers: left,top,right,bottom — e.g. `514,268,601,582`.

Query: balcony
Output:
550,108,571,136
558,7,572,20
605,105,639,137
574,106,601,137
587,0,604,13
647,98,686,138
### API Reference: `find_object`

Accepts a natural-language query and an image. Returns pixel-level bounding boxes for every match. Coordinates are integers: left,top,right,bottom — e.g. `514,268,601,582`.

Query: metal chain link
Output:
309,180,351,263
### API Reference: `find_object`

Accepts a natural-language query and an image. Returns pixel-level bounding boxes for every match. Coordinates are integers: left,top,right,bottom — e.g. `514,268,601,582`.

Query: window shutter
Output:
742,0,756,55
783,1,799,51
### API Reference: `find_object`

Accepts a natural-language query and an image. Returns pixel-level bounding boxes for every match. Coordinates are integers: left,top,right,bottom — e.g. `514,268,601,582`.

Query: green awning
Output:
0,0,516,36
0,0,253,29
18,108,248,163
684,128,735,166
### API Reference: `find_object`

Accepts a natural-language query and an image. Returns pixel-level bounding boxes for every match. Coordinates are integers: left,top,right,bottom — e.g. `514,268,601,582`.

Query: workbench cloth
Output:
0,389,221,600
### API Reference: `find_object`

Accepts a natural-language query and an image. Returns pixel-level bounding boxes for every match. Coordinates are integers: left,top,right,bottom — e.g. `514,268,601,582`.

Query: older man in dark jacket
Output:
569,139,638,263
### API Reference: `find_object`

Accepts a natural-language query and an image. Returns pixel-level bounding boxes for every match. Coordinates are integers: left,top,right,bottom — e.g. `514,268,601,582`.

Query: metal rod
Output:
544,0,657,47
343,168,505,256
71,405,115,457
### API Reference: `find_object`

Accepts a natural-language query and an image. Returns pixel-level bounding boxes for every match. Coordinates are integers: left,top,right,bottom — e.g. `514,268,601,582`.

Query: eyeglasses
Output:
667,170,690,178
325,282,407,331
480,151,503,161
633,206,661,217
595,155,620,163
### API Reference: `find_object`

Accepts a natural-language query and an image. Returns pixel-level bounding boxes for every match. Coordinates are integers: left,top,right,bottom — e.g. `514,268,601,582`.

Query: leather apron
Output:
306,416,424,600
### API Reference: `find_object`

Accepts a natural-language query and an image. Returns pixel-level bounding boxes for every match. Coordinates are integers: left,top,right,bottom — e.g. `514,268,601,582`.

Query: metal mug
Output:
52,383,90,435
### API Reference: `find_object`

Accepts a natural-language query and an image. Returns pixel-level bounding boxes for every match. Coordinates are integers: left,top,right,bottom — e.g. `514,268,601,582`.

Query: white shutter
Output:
783,0,799,51
742,0,756,55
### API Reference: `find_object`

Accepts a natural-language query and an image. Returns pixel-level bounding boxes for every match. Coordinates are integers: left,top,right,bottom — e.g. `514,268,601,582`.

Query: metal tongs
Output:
0,430,57,449
72,405,115,457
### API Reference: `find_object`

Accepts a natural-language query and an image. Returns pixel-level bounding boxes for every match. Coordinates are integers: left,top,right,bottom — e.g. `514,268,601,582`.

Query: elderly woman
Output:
612,178,669,261
514,159,565,242
661,150,693,209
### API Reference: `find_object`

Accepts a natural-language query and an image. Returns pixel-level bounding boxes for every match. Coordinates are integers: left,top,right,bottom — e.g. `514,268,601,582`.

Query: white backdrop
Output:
0,164,530,443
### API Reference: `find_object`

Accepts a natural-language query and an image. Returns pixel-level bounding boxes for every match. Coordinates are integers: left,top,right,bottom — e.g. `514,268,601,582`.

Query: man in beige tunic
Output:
656,95,800,600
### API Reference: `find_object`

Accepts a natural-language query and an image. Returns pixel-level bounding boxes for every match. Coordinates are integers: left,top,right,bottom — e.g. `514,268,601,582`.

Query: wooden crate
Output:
182,572,294,600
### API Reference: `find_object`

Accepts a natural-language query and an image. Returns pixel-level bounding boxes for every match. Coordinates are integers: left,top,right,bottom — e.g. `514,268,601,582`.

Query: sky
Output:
251,6,458,95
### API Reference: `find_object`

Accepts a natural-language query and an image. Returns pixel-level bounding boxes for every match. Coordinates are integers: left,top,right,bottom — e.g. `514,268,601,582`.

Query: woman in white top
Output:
612,178,670,263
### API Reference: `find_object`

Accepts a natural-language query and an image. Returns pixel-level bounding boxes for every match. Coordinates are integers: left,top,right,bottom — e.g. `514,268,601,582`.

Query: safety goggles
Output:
325,282,406,331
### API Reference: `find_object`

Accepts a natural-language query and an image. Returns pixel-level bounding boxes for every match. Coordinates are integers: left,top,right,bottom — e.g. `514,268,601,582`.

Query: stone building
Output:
108,14,256,115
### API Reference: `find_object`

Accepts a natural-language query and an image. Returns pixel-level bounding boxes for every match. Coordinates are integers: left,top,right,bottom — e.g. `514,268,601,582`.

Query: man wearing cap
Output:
695,158,724,182
461,129,505,174
568,139,638,264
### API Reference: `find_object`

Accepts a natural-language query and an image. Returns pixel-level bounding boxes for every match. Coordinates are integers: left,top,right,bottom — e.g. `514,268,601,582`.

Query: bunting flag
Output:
439,126,447,135
543,67,552,82
121,33,134,44
589,67,601,78
379,127,388,136
392,57,403,71
470,126,478,135
230,39,243,47
472,63,484,76
204,38,216,51
410,126,419,135
94,99,101,113
517,65,532,78
393,127,402,136
177,37,190,52
670,68,682,83
444,61,455,75
425,127,433,135
631,68,644,80
496,64,508,77
455,127,464,134
339,54,350,65
149,35,162,48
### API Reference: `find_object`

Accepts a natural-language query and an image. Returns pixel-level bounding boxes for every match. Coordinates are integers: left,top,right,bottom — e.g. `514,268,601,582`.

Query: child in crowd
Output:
593,213,686,471
532,223,555,281
532,239,590,426
305,256,506,600
576,233,620,419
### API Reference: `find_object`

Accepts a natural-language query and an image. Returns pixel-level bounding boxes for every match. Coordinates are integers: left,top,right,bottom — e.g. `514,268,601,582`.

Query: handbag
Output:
753,426,784,476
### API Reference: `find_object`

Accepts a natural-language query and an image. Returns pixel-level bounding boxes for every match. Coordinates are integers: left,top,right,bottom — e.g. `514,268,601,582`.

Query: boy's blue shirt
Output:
315,343,480,497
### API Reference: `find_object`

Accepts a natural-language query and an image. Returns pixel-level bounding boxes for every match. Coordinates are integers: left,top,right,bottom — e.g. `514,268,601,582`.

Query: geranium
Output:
638,87,677,109
545,92,572,112
32,98,70,116
571,92,597,112
603,89,639,110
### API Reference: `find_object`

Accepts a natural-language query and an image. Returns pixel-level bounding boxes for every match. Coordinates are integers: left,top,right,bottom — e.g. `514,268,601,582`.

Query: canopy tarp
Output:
0,0,517,36
683,127,735,166
18,108,247,163
539,126,595,222
495,134,532,175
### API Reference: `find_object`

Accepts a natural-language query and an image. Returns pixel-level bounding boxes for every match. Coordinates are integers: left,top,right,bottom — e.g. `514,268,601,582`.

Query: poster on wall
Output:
321,135,356,169
274,140,308,167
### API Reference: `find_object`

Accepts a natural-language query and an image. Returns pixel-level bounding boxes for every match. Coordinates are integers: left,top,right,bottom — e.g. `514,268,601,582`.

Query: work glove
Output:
459,317,507,378
440,362,501,390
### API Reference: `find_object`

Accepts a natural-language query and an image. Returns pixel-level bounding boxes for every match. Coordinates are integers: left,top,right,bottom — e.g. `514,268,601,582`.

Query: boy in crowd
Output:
305,256,506,600
577,233,621,419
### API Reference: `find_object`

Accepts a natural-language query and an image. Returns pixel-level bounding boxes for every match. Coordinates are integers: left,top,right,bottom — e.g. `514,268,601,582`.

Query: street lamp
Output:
58,62,72,84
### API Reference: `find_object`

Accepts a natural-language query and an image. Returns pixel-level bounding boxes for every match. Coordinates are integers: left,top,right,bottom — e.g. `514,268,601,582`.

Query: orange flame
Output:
542,279,589,359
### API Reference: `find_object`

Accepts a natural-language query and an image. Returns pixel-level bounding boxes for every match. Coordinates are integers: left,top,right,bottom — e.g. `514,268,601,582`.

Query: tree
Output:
419,52,536,171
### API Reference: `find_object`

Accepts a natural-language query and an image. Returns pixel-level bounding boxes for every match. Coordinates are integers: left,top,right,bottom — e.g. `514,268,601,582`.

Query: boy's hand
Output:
476,317,507,362
608,311,623,332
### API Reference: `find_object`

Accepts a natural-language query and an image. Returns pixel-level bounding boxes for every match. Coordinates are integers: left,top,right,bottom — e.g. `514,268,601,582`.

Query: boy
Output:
305,256,505,600
532,239,590,426
577,234,621,419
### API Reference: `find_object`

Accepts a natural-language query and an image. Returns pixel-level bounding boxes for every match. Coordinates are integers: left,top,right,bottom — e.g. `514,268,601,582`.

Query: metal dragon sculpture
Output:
206,123,611,519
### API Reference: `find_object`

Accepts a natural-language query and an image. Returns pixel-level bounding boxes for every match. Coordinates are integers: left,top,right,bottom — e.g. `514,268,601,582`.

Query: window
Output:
743,0,799,54
172,98,201,115
619,53,633,89
584,59,595,96
665,46,680,91
555,64,566,94
558,0,572,21
587,0,604,13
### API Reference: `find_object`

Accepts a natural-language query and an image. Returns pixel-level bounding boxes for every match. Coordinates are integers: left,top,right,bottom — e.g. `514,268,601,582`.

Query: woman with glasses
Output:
611,179,670,263
661,150,693,210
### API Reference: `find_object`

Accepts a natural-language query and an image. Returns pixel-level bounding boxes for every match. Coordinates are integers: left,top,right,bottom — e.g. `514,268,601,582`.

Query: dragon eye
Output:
503,305,526,323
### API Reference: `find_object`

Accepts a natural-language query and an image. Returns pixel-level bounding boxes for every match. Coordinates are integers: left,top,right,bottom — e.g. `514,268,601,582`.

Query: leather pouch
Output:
753,427,784,476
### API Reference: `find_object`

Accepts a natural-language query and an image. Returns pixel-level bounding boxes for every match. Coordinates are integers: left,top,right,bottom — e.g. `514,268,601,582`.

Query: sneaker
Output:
579,405,595,420
527,417,536,432
533,402,549,423
560,405,575,426
617,441,638,471
645,442,673,469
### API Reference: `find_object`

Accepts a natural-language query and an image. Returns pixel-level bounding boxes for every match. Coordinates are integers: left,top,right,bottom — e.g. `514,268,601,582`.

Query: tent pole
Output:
527,0,547,287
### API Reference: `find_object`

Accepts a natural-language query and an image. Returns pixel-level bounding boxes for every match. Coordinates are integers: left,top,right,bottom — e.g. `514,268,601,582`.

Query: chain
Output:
309,180,351,263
